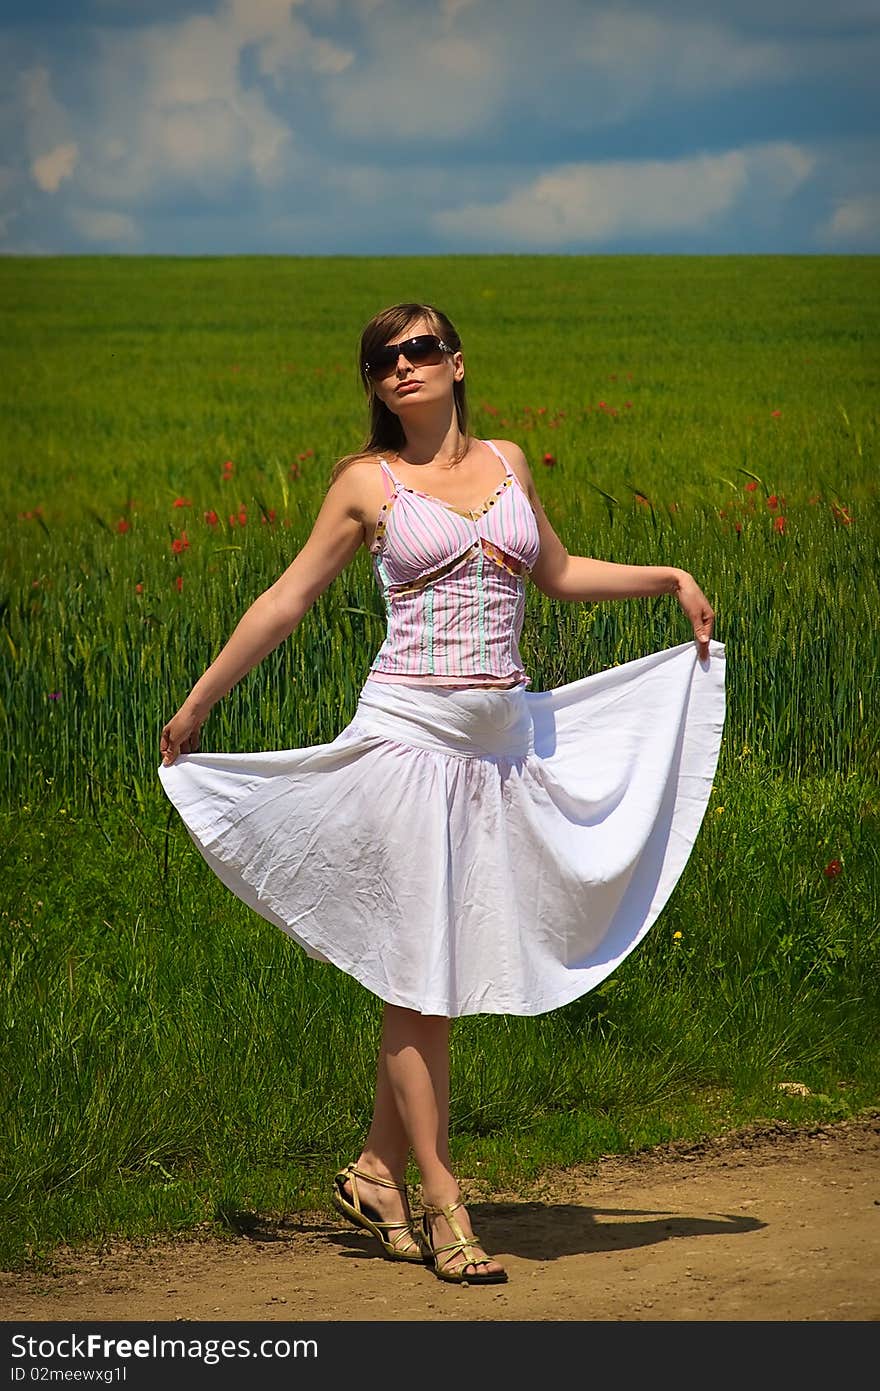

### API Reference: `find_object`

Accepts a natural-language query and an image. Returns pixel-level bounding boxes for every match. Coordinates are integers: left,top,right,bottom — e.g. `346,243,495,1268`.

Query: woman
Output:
159,301,725,1286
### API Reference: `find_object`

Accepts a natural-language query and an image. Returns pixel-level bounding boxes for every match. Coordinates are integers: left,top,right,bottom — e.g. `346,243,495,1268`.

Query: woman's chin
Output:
389,397,424,418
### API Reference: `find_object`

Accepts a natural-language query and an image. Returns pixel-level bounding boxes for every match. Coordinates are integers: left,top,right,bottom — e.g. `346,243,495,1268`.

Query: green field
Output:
2,255,878,1269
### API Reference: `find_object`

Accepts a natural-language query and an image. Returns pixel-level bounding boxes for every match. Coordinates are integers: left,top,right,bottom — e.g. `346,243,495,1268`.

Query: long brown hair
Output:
329,302,470,484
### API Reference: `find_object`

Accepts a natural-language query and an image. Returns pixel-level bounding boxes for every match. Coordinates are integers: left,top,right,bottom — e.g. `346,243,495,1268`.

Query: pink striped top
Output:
367,440,541,689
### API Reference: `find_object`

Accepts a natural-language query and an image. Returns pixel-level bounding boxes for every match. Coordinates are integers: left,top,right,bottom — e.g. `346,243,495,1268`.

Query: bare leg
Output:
336,1008,420,1254
343,1003,505,1278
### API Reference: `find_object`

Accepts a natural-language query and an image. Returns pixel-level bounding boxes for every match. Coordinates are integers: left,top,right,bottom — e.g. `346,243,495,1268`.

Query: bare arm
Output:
497,440,715,655
160,463,368,763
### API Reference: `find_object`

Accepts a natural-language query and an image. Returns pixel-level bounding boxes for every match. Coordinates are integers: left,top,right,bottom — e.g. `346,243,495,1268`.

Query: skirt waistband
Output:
354,677,534,759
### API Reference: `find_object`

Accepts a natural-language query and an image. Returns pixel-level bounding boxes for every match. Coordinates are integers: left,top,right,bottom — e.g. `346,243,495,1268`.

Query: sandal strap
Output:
422,1198,466,1221
382,1224,421,1254
340,1162,407,1191
423,1201,490,1272
370,1216,418,1240
336,1164,418,1253
337,1163,409,1218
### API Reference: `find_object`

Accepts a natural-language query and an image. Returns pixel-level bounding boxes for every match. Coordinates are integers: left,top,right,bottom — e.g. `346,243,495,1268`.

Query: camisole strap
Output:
482,438,513,475
378,458,400,499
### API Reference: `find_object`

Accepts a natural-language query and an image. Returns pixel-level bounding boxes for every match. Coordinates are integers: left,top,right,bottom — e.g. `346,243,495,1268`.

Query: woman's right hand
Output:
160,706,204,766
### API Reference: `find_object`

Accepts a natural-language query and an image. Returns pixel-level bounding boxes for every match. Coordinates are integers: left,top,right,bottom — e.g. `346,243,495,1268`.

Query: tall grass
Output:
1,255,878,1268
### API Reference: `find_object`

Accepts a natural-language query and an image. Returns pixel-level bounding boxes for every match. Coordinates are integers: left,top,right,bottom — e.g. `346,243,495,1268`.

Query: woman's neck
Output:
396,419,469,469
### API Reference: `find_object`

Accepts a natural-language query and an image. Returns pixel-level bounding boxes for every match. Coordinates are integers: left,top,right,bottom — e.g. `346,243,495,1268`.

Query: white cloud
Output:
433,142,815,247
322,22,505,139
31,141,78,193
65,2,333,204
67,206,139,243
20,64,80,196
573,7,791,97
441,0,479,18
2,1,877,252
319,1,805,144
21,65,72,149
818,194,880,246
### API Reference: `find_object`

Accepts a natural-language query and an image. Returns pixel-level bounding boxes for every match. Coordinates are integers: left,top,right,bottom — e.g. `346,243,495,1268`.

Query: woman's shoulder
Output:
485,438,536,497
327,452,392,531
329,449,389,487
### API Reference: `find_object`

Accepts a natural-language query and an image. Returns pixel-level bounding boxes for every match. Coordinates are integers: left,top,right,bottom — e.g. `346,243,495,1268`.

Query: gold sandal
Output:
332,1162,426,1263
421,1199,508,1285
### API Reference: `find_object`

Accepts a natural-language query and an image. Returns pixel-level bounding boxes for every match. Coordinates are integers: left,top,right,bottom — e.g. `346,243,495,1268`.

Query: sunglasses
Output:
364,334,454,381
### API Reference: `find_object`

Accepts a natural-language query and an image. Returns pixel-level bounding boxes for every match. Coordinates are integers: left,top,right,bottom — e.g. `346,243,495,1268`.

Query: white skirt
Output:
158,638,726,1017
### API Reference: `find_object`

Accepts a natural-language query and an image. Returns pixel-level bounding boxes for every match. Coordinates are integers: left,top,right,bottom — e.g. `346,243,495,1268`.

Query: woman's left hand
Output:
674,572,715,660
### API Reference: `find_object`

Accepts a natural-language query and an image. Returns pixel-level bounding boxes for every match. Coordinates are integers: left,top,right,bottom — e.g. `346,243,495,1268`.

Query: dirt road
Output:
3,1115,878,1322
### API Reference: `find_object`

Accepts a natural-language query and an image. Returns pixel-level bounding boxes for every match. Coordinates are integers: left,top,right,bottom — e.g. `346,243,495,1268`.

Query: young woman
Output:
159,301,726,1286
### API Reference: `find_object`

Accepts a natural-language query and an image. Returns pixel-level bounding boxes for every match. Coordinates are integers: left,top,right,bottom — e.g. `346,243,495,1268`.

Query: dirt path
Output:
3,1116,879,1322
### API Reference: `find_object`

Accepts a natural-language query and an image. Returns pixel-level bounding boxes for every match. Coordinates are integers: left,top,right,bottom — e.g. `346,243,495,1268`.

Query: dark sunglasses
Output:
364,334,454,380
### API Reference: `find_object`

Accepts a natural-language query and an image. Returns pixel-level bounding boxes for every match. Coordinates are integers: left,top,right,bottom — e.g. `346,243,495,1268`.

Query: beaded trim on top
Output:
403,472,515,520
370,473,515,557
371,498,393,555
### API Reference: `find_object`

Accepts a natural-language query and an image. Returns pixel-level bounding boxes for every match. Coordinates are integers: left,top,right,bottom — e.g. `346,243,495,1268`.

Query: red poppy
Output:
734,522,742,534
204,509,219,526
543,452,556,467
767,495,779,509
774,516,786,534
173,497,192,508
831,503,852,525
744,481,758,492
771,409,781,418
823,859,842,879
175,575,184,593
116,518,130,534
135,582,143,594
238,507,247,525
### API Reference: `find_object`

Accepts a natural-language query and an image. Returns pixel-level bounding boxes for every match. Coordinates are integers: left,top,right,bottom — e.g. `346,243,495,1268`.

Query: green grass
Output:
1,254,878,1270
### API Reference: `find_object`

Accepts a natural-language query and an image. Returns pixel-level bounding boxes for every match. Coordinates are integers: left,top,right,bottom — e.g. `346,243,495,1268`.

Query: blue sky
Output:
2,0,878,254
